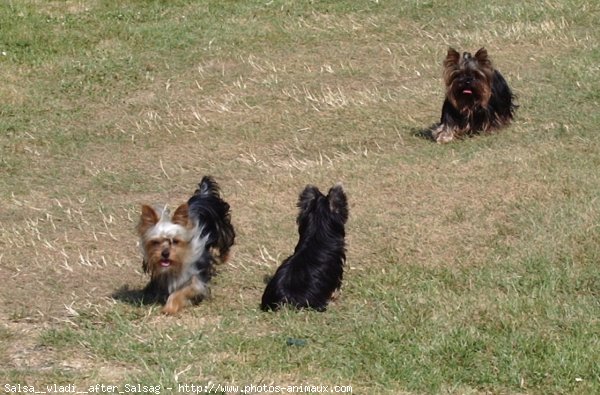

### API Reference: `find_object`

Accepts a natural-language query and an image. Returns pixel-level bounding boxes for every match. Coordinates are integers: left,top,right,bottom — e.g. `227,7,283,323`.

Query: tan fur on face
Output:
138,204,193,280
444,47,494,111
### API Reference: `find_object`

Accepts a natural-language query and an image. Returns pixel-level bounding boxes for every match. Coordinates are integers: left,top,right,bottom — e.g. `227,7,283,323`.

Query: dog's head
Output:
443,47,494,113
297,184,348,238
137,203,194,279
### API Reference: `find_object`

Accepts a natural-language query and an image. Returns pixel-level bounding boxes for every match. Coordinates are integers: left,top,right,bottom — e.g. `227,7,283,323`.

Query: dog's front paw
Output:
435,128,455,144
161,300,181,315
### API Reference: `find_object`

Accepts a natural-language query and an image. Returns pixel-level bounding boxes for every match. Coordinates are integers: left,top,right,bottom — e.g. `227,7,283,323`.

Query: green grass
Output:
1,0,599,394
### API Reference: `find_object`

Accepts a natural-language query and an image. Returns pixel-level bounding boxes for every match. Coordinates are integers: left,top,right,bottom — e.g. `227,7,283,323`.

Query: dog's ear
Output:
298,185,320,213
474,47,491,68
443,48,461,86
138,205,159,236
171,203,190,227
327,184,348,223
444,48,460,68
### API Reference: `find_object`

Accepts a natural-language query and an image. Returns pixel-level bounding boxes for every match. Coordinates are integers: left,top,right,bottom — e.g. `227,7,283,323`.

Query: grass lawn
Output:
1,0,599,394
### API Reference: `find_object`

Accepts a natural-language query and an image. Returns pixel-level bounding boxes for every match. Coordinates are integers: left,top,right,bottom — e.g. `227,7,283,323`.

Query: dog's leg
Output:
433,124,455,143
330,288,342,302
162,277,209,315
209,246,233,264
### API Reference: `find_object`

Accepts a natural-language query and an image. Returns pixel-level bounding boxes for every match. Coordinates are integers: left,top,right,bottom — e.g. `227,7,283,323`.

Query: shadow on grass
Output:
112,284,161,306
412,124,437,142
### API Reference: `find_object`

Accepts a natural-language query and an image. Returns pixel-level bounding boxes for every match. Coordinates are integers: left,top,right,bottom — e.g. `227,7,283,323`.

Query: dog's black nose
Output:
161,249,170,258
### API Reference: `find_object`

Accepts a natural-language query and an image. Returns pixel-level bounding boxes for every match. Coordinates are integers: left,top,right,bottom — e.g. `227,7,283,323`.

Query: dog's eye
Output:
172,239,180,245
150,240,161,246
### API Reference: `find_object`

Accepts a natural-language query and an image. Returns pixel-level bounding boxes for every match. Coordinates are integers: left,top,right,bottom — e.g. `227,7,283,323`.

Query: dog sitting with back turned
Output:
261,184,348,312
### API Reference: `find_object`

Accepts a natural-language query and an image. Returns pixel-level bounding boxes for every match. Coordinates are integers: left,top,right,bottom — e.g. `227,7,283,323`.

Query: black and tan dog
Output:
137,176,235,314
433,47,517,143
261,184,348,312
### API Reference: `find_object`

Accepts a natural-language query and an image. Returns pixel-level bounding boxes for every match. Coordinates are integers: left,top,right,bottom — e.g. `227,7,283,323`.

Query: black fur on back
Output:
188,175,236,260
261,184,348,312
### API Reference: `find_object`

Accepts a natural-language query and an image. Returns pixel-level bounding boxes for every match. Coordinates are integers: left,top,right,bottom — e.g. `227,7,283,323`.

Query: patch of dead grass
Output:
1,1,599,391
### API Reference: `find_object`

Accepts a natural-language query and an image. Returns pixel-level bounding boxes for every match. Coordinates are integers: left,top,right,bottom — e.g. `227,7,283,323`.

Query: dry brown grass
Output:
1,0,599,392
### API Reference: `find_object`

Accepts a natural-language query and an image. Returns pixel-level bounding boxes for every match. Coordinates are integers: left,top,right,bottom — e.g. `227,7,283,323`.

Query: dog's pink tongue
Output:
463,89,473,95
160,260,171,267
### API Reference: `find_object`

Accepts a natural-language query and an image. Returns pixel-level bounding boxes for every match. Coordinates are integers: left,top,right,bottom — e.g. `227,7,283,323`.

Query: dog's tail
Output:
194,175,221,198
189,175,236,263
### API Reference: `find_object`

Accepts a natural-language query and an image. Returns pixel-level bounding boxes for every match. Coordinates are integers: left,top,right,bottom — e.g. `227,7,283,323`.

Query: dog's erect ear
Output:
327,184,348,223
443,48,461,86
474,47,491,68
138,204,159,236
171,203,190,227
444,48,460,68
298,185,320,213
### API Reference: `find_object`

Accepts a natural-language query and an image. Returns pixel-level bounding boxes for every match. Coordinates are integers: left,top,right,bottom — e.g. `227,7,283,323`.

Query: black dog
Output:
432,47,517,143
261,184,348,312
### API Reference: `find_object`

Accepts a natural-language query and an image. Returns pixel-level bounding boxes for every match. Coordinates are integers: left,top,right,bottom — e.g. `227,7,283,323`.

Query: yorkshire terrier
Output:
137,176,235,315
432,47,517,143
261,184,348,312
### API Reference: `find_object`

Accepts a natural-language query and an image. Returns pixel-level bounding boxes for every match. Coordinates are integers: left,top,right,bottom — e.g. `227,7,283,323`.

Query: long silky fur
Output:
433,47,517,143
141,176,235,306
261,184,348,312
188,176,236,263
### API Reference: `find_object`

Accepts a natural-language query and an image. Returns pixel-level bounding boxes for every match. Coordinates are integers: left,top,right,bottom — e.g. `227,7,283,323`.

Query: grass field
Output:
1,0,599,394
